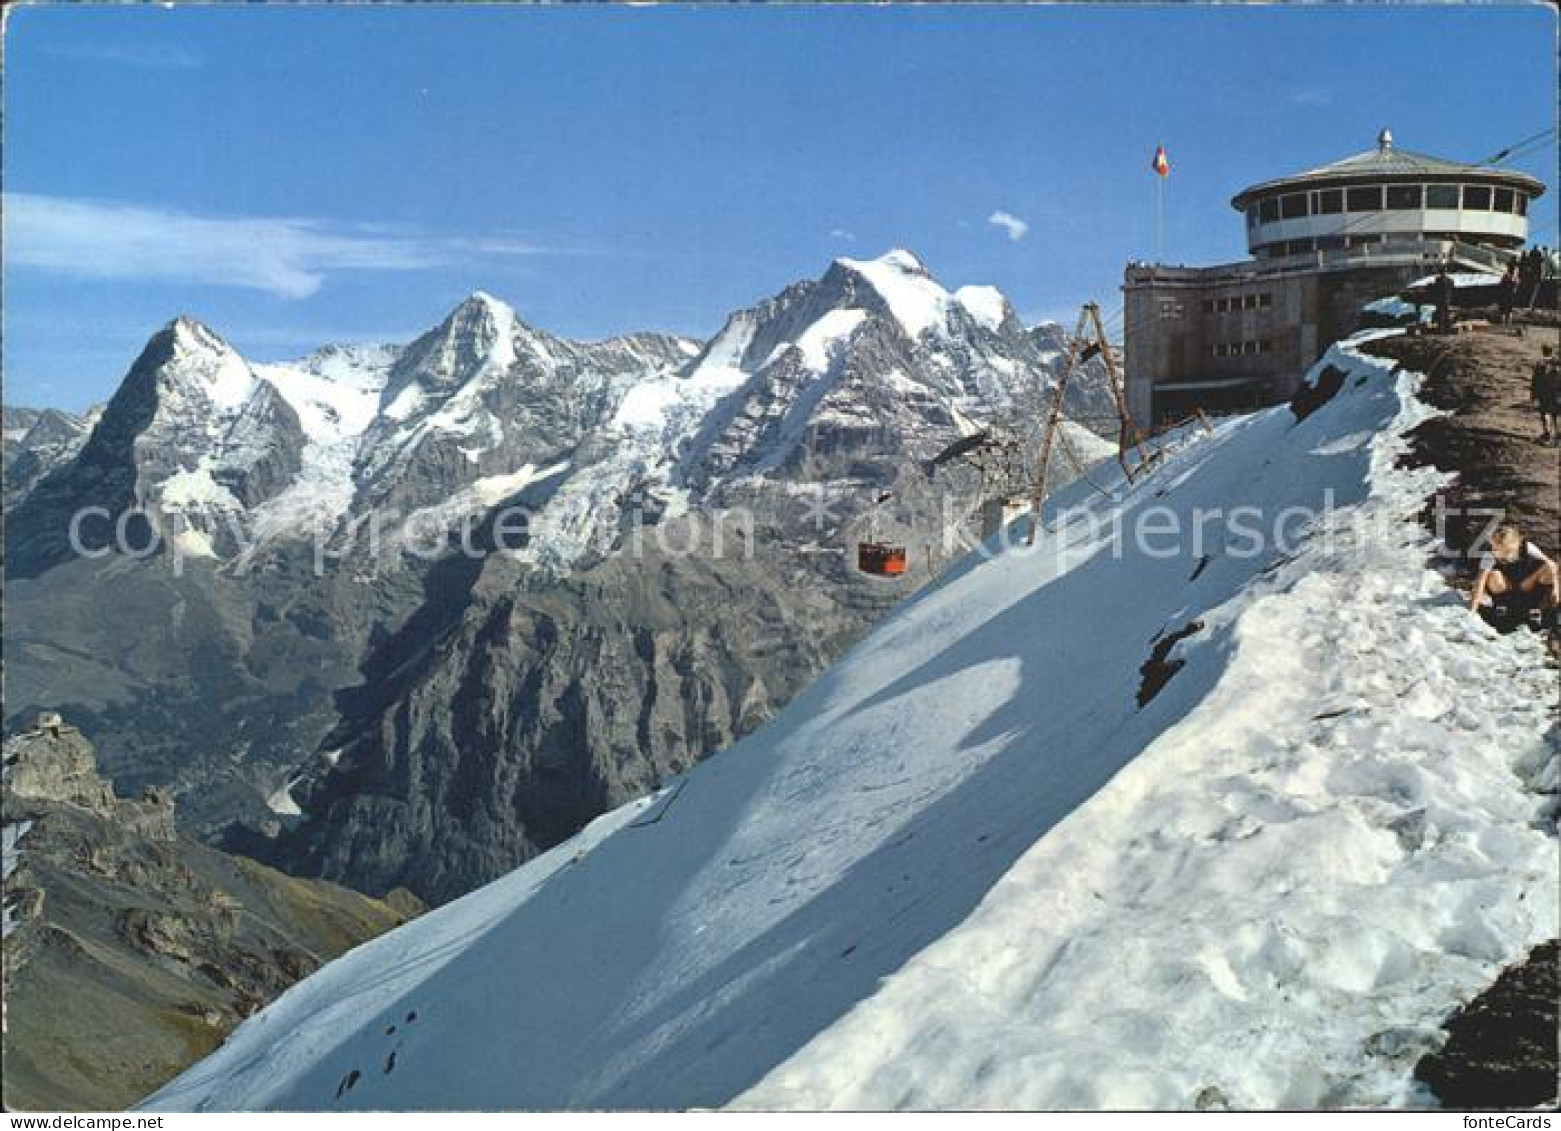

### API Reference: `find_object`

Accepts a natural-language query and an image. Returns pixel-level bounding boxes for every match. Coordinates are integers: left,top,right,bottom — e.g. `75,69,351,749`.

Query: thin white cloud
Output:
4,194,573,300
1288,87,1333,107
830,228,857,242
38,41,204,71
988,210,1030,242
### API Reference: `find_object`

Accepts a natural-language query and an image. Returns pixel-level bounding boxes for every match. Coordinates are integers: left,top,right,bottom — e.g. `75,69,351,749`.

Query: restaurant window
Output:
1242,341,1258,356
1202,299,1214,314
1259,198,1279,223
1315,235,1345,252
1315,189,1343,215
1259,339,1273,354
1516,194,1528,216
1247,205,1260,228
1243,294,1258,310
1385,185,1422,210
1258,292,1273,308
1280,193,1308,220
1463,185,1491,210
1346,185,1382,211
1493,188,1515,213
1425,184,1459,209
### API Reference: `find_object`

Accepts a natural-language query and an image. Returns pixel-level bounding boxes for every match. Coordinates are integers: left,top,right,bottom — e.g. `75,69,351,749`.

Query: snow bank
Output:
145,334,1557,1112
791,309,869,372
1406,272,1502,291
1362,297,1432,324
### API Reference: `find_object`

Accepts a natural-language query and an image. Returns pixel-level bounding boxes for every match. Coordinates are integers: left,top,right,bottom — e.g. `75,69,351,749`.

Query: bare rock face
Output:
1,722,419,1112
4,720,115,812
273,537,902,903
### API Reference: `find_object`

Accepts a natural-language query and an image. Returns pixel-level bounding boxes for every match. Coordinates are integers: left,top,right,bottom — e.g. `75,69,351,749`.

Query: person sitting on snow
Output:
1470,524,1560,626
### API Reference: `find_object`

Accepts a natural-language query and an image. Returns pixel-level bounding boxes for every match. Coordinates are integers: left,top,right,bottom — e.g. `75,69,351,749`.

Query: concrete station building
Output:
1124,130,1546,424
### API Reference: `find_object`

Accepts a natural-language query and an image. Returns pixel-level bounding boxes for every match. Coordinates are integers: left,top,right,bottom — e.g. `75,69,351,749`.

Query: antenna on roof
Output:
1377,128,1394,151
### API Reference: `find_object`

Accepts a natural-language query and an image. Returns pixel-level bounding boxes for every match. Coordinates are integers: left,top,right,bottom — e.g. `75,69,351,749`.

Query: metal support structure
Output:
1025,301,1162,546
1025,307,1090,545
1086,302,1154,482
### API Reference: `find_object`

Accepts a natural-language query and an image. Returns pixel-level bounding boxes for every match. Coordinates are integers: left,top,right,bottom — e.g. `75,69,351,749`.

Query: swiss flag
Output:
1151,145,1170,177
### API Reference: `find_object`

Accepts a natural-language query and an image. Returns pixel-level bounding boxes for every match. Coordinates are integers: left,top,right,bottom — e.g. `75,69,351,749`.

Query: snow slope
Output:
144,333,1557,1112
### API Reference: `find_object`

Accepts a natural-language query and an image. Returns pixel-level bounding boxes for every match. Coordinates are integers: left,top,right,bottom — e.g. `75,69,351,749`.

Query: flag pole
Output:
1150,144,1169,263
1156,174,1164,263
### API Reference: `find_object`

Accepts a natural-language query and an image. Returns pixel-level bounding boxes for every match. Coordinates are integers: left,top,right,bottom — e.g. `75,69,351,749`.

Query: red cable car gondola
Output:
857,541,908,576
856,490,907,577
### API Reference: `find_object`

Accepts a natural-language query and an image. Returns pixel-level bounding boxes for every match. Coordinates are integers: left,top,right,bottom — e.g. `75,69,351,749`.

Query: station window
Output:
1258,293,1273,308
1463,185,1491,210
1346,185,1382,211
1516,194,1528,216
1243,294,1258,310
1246,205,1260,228
1259,339,1273,354
1202,299,1215,313
1285,239,1314,256
1258,198,1280,223
1242,341,1258,356
1315,235,1345,252
1426,184,1459,209
1493,188,1515,213
1315,189,1344,215
1385,185,1422,210
1280,193,1308,220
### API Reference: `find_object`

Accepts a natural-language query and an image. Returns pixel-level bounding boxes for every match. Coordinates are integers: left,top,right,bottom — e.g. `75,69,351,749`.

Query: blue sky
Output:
5,3,1556,411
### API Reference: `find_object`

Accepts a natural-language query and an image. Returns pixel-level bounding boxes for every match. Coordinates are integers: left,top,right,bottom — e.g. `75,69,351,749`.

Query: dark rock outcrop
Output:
1414,939,1559,1109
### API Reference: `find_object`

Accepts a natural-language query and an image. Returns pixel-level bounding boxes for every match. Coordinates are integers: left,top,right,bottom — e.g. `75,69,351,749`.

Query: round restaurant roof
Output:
1230,130,1546,211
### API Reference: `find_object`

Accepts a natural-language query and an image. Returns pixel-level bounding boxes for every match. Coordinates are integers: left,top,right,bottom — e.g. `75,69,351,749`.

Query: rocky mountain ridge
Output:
2,716,419,1111
5,251,1118,904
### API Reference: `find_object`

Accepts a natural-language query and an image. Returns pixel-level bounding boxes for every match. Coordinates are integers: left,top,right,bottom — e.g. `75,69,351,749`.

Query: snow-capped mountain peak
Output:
390,293,519,398
832,249,951,339
827,250,1014,340
838,247,928,276
447,290,519,350
161,316,258,411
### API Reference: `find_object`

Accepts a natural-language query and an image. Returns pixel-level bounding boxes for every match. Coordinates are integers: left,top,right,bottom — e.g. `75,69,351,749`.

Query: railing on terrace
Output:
1128,239,1513,285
